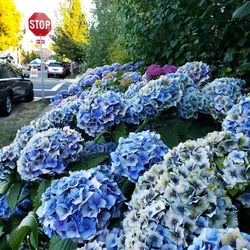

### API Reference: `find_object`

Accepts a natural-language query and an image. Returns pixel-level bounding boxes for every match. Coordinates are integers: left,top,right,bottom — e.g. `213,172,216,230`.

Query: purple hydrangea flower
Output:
162,64,178,75
145,64,162,80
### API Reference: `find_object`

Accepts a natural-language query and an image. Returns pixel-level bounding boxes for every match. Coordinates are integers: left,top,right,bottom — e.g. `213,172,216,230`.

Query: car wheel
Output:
25,85,34,102
2,93,13,116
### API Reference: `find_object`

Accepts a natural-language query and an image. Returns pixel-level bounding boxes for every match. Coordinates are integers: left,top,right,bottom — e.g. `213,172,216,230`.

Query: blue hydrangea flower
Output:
17,127,83,181
51,89,69,106
177,86,208,119
14,125,37,152
111,131,168,182
202,78,245,121
188,228,250,250
123,74,184,124
0,195,10,219
237,191,250,207
77,228,124,250
0,143,19,180
77,91,126,137
138,74,184,113
176,61,211,86
35,99,82,130
13,197,32,217
13,185,32,217
37,169,125,243
222,96,250,139
82,141,116,160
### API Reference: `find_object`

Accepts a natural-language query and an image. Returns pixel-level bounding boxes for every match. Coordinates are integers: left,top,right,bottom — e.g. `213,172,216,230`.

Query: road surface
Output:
29,72,77,99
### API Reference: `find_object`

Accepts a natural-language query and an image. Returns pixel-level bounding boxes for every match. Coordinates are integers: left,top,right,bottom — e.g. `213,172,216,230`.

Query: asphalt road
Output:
29,72,76,99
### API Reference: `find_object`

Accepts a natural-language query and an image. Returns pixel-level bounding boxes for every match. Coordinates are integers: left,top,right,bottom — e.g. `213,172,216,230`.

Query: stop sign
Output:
28,13,52,36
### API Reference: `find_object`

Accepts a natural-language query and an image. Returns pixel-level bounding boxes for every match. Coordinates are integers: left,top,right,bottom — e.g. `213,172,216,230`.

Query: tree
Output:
85,0,131,68
119,0,250,80
0,0,22,51
20,50,37,64
51,0,88,63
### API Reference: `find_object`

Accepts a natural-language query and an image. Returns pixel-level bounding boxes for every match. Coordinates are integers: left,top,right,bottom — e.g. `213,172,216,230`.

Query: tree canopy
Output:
85,0,131,68
0,0,22,51
51,0,88,63
118,0,250,79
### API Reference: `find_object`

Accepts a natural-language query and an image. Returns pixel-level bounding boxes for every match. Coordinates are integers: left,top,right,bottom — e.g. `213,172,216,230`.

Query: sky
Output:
14,0,93,50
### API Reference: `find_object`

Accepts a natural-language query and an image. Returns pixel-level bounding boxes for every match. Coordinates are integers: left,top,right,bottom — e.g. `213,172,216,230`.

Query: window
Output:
0,64,19,79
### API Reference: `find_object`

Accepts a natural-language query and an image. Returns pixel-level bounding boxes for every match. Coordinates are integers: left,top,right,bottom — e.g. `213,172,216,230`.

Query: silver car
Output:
47,62,68,78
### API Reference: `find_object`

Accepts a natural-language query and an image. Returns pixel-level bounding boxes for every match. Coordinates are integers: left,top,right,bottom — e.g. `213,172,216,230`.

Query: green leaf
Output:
112,122,128,143
49,236,77,250
175,119,192,135
0,225,4,237
232,1,250,19
215,157,225,171
223,50,234,63
86,153,110,168
70,153,110,171
32,180,52,211
7,183,22,211
120,179,135,200
236,63,250,75
0,181,10,195
228,188,240,197
155,127,178,148
94,131,111,143
9,212,38,250
135,118,150,133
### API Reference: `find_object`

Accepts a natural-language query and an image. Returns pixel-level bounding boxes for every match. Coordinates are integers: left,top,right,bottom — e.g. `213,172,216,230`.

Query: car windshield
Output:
48,63,64,67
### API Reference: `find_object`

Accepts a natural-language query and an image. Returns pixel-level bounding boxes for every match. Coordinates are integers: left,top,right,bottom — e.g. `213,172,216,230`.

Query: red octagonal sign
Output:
28,12,52,37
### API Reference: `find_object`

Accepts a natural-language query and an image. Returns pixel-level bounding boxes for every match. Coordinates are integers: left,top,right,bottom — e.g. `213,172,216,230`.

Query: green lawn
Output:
0,99,50,148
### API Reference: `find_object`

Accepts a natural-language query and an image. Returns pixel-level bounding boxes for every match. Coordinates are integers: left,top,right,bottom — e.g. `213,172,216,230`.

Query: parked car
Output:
47,62,69,78
0,61,34,116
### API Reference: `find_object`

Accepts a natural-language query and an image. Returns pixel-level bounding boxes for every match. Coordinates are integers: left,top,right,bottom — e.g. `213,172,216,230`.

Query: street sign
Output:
28,12,51,100
36,39,45,44
28,13,52,37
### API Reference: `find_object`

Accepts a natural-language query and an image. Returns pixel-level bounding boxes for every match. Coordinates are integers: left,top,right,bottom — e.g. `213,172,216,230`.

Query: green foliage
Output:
107,40,132,65
8,212,38,250
69,153,110,171
51,28,87,63
119,0,250,81
233,1,250,19
0,0,22,51
49,236,77,250
51,0,88,63
86,0,131,67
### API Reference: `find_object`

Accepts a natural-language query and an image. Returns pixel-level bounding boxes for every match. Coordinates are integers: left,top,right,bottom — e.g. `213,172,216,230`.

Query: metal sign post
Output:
40,36,45,100
28,12,52,101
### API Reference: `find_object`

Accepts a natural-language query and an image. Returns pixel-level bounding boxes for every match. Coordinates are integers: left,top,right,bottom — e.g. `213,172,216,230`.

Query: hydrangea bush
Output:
0,61,249,249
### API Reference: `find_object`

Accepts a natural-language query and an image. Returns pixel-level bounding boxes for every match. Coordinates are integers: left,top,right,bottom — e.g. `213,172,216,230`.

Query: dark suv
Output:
0,61,34,116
